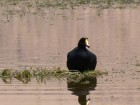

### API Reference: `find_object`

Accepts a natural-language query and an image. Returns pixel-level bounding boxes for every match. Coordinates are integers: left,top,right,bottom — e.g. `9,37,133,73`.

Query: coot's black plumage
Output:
67,37,97,72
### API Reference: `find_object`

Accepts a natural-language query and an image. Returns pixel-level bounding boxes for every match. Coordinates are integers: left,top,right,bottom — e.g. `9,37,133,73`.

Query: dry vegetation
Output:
0,0,139,16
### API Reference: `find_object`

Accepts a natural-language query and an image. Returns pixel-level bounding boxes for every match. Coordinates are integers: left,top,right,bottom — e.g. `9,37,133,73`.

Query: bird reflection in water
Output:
67,77,97,105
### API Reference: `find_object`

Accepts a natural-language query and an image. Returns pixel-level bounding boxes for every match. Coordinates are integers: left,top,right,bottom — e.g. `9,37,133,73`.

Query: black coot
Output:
67,37,97,72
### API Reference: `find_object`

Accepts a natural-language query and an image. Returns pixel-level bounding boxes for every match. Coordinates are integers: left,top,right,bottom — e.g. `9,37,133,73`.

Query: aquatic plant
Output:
0,67,107,84
14,69,32,84
0,69,13,83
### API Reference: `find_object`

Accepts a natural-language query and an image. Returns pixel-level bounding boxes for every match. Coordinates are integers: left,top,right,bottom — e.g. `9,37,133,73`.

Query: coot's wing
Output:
87,50,97,70
67,48,78,70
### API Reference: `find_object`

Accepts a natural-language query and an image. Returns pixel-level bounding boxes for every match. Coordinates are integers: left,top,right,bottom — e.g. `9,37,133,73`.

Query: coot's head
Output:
78,37,90,48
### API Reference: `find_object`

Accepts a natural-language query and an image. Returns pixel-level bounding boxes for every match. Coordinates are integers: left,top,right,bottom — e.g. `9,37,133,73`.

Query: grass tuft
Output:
0,67,107,84
14,70,32,84
1,69,13,84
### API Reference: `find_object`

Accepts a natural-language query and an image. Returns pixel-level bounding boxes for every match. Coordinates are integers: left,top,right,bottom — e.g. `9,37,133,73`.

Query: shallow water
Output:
0,6,140,105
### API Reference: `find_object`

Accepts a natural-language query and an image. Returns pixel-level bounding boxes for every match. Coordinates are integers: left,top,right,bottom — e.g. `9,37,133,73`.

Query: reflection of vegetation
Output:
0,67,107,84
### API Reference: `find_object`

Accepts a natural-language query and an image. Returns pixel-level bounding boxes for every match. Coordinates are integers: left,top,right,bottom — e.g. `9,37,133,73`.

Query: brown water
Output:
0,7,140,105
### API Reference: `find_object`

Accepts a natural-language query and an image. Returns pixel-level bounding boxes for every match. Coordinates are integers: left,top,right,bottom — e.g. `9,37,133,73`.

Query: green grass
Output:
0,67,107,84
1,69,13,83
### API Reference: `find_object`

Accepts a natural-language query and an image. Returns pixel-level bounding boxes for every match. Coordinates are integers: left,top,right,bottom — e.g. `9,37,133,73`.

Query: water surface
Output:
0,7,140,105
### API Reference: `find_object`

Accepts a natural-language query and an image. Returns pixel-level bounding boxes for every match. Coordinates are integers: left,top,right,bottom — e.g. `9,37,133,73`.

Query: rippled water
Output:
0,7,140,105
